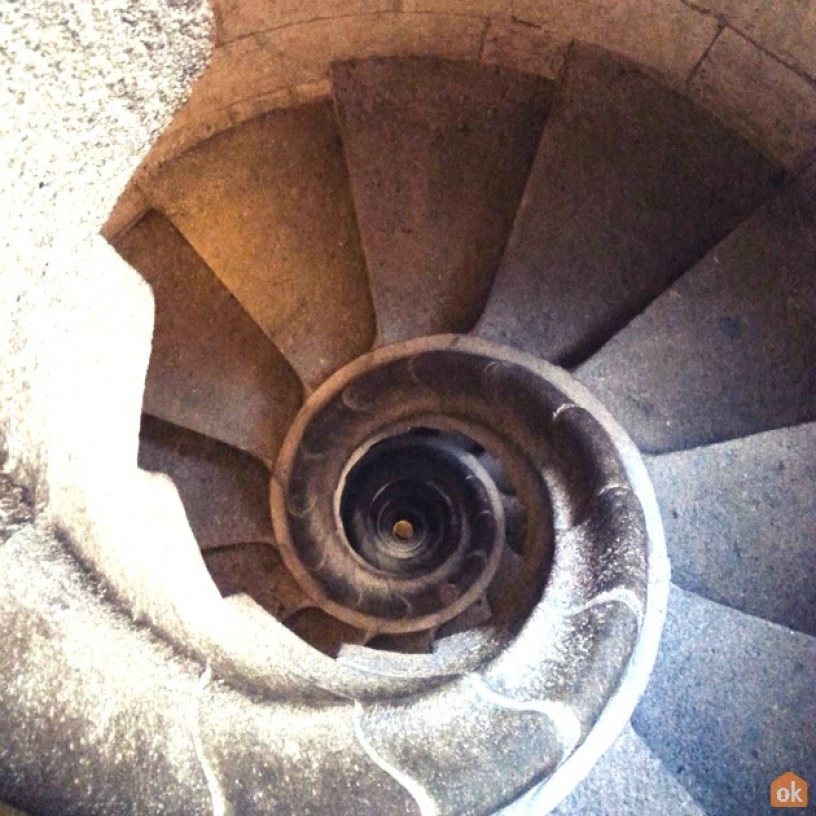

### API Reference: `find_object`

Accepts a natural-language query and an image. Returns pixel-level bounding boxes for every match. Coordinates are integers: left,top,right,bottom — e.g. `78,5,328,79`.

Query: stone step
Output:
647,422,816,636
475,44,780,367
576,162,816,453
633,585,816,816
550,725,705,816
332,56,553,344
141,103,375,389
114,211,302,462
138,415,275,551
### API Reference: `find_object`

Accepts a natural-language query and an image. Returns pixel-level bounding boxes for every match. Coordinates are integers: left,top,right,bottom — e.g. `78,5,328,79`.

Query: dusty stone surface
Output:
215,0,395,44
693,0,816,79
691,28,816,168
633,586,816,816
137,13,487,171
115,211,303,460
512,0,719,86
647,423,816,636
480,18,569,78
551,725,704,815
138,416,276,551
142,103,376,389
0,0,212,499
477,44,779,366
333,57,553,344
577,163,815,453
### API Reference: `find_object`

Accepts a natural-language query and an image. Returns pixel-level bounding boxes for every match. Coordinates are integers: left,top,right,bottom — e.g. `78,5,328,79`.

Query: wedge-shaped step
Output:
577,164,816,452
142,103,375,388
476,45,780,366
203,542,310,622
552,725,704,815
333,57,553,343
647,423,816,636
633,586,816,816
115,212,301,462
138,415,275,551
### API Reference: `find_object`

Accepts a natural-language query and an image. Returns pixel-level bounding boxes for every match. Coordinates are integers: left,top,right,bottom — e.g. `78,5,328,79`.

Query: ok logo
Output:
771,772,808,808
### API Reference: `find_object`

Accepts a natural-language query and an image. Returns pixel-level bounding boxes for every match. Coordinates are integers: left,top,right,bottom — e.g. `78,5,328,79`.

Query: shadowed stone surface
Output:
551,725,704,815
142,103,376,389
138,415,275,551
633,586,816,816
647,423,816,636
203,542,309,621
689,27,816,172
115,211,302,463
577,163,816,453
0,474,32,548
476,44,781,366
332,57,553,343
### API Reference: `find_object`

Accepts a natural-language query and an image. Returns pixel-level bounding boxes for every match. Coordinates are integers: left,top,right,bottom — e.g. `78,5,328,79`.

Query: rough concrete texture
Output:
332,57,553,343
476,44,780,366
142,103,376,389
691,28,816,168
551,725,705,815
647,423,816,636
0,0,212,499
693,0,816,79
115,211,303,461
0,522,423,816
146,13,486,167
512,0,720,84
215,0,394,44
633,585,816,816
577,162,816,454
138,415,276,551
128,3,816,178
480,19,569,78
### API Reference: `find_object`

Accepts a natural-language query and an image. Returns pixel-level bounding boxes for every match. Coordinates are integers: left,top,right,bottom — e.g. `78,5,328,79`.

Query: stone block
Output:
693,0,816,79
691,28,816,167
513,0,719,86
215,0,394,44
481,18,569,78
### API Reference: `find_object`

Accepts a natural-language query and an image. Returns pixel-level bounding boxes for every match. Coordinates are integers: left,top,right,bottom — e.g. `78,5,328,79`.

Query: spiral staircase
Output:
1,3,815,816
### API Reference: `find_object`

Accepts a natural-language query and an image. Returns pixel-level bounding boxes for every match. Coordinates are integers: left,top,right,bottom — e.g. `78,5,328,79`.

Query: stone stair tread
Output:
646,422,816,636
332,56,553,344
476,44,780,367
549,724,705,816
633,585,816,816
141,102,375,389
138,415,275,551
576,162,816,453
114,211,302,462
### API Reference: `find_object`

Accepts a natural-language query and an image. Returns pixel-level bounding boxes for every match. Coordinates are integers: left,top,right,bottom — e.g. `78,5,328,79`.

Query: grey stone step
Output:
332,56,553,344
647,422,816,636
475,44,781,367
633,585,816,816
141,103,376,389
576,162,816,453
114,211,302,462
549,725,705,816
138,415,275,551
